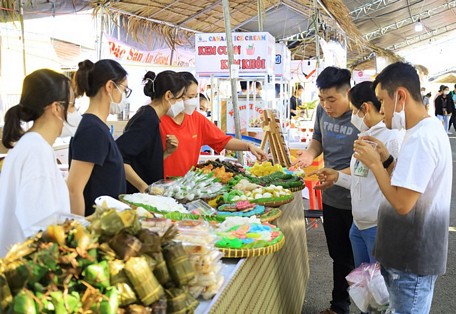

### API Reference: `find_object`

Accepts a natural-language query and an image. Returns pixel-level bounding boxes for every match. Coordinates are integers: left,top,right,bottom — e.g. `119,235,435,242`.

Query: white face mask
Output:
61,110,82,137
183,98,199,115
444,90,450,95
350,109,368,132
166,99,185,118
109,85,126,115
391,92,405,130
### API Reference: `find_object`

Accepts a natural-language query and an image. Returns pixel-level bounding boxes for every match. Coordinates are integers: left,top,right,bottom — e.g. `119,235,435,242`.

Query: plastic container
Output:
147,178,178,195
183,244,215,255
184,200,217,216
175,219,210,232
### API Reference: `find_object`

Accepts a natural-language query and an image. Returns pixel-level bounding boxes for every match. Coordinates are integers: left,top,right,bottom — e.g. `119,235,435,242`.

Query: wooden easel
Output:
260,109,291,167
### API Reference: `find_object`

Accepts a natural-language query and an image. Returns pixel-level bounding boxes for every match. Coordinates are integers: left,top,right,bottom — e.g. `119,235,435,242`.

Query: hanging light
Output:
415,18,423,32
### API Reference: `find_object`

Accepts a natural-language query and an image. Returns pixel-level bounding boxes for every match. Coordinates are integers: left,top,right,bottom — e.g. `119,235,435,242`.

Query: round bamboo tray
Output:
259,207,282,223
218,235,285,258
254,195,294,207
287,185,305,192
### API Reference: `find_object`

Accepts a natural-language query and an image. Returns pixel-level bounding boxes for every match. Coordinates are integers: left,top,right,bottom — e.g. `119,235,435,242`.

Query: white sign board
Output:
274,43,291,80
195,32,276,76
226,100,265,133
104,34,195,67
352,70,376,84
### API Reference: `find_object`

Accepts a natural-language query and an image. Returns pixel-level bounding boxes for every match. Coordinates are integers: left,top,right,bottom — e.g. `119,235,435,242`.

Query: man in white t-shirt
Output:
353,62,452,313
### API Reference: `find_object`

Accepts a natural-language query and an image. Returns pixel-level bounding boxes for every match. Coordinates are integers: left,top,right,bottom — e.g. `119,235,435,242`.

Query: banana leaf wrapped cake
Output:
0,206,199,313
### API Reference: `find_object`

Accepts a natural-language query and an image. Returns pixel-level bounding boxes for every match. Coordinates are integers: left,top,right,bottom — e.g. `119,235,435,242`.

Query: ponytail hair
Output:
73,59,127,98
143,70,186,100
2,69,70,148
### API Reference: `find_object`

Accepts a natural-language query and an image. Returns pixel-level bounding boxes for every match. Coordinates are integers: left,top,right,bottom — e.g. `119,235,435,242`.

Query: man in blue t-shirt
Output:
295,67,357,314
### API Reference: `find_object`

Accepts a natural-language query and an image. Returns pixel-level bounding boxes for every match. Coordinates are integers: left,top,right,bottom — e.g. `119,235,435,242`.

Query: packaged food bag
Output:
346,262,389,312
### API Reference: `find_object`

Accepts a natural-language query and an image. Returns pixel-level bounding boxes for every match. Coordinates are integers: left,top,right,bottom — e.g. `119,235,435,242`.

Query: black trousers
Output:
450,113,456,131
322,203,354,314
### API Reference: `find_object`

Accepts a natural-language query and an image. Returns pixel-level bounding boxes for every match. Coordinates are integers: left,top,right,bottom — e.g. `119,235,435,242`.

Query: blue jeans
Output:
349,224,377,267
381,266,438,313
437,115,450,132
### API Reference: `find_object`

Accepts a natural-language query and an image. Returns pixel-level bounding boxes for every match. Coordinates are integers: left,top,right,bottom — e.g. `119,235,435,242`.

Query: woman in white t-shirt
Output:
313,81,403,267
0,69,73,257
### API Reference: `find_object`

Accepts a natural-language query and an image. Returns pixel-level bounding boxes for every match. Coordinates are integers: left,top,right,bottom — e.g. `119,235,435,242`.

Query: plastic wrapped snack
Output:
141,218,173,236
184,200,217,216
202,276,225,300
189,250,224,274
175,220,218,246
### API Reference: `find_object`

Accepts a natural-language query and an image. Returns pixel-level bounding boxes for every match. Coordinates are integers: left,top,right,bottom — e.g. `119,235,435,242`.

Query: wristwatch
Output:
382,154,394,168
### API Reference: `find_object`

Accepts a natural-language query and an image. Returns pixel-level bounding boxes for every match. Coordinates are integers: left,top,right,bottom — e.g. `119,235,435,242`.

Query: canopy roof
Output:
3,0,456,69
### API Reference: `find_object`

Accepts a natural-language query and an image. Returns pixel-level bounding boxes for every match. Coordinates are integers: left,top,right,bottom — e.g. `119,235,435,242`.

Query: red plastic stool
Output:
304,179,323,210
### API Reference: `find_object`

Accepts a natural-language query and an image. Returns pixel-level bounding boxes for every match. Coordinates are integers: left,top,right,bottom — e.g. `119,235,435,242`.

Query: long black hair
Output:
72,59,127,98
2,69,70,148
143,70,186,100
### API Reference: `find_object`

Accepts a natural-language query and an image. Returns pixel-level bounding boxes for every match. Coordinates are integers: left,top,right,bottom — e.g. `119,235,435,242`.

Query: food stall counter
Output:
196,191,310,313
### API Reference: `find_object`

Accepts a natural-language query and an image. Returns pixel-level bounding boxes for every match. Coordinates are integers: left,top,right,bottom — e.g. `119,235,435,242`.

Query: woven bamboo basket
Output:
217,235,285,258
259,207,282,223
253,194,294,207
287,185,305,192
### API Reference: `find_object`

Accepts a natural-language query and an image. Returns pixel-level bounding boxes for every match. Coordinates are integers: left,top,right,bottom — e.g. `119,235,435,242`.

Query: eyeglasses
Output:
115,82,132,98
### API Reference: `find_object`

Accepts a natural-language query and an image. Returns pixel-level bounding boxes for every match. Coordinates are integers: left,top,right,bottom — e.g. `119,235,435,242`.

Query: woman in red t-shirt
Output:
160,72,268,177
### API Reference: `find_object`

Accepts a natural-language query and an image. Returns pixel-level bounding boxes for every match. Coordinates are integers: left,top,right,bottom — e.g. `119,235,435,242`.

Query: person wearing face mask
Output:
311,81,403,270
354,62,451,314
60,101,82,138
293,67,358,314
0,69,72,256
159,72,268,178
435,85,454,134
67,59,129,216
116,70,185,193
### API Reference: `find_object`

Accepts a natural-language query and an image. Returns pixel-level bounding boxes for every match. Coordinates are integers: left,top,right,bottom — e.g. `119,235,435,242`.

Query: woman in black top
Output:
290,84,303,117
67,59,130,216
435,85,454,134
116,71,186,193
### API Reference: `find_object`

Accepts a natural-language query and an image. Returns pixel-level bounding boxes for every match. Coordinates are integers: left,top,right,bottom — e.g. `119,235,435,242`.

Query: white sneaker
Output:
447,131,453,135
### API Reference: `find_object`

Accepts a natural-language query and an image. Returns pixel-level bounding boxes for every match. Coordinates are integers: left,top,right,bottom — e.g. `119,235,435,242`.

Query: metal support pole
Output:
97,7,105,60
221,0,244,165
313,0,321,70
18,0,26,76
257,0,264,31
